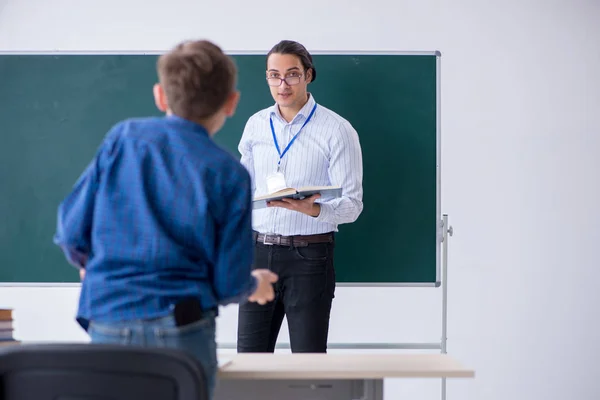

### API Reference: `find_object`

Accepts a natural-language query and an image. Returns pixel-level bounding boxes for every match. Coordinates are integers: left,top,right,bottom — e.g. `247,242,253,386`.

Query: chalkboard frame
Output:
0,50,442,287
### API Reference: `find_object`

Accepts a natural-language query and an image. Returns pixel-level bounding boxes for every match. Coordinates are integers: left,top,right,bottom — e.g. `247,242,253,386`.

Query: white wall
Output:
1,0,599,399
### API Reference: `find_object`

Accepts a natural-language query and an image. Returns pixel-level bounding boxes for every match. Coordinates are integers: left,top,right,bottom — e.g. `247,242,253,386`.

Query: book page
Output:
253,187,297,201
297,185,341,192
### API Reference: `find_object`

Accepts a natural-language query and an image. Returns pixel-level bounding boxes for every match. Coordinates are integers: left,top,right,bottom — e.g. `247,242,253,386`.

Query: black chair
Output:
0,343,209,400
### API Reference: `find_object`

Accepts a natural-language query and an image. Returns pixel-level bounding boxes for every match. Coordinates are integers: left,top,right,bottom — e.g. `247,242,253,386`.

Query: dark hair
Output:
266,40,317,83
157,39,237,121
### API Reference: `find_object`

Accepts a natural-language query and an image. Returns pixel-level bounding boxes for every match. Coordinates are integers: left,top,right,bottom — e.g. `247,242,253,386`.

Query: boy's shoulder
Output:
106,116,165,136
98,116,164,147
104,115,249,181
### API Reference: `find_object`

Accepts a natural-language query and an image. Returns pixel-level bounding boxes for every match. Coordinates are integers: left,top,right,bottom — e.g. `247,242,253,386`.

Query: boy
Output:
53,39,278,398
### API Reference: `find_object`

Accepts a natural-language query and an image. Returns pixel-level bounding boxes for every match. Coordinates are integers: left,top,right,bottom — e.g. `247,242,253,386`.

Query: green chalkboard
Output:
0,51,440,285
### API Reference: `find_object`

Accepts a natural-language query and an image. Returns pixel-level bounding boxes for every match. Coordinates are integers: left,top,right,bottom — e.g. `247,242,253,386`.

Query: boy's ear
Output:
223,90,241,117
153,83,168,113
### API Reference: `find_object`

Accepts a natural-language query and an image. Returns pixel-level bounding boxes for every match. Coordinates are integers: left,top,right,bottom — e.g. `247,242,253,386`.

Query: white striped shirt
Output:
238,94,364,236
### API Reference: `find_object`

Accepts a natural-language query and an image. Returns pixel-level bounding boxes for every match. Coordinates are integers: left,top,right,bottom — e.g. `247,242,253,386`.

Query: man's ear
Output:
306,69,313,84
153,83,168,113
223,90,241,117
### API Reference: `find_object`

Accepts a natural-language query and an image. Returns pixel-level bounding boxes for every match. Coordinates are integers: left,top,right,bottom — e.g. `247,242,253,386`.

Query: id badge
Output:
266,171,287,194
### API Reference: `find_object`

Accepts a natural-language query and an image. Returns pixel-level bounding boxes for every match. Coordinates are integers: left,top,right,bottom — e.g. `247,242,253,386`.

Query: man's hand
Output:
267,194,321,217
248,269,278,305
79,269,86,280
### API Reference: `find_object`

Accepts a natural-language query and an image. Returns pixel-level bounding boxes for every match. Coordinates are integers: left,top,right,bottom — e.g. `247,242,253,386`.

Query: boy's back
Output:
59,115,255,328
53,40,278,400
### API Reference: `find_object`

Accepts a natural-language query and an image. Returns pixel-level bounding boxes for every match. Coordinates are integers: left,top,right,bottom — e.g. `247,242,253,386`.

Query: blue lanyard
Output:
270,103,317,168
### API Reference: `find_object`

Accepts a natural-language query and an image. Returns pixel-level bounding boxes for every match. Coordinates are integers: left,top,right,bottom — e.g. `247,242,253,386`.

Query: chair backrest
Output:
0,343,208,400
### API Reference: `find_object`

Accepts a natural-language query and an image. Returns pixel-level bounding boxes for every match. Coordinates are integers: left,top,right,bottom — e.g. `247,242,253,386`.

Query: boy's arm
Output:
53,159,99,269
53,129,117,269
212,168,257,306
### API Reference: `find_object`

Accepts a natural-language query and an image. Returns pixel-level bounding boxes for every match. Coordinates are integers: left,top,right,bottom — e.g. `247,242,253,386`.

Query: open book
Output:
252,186,342,210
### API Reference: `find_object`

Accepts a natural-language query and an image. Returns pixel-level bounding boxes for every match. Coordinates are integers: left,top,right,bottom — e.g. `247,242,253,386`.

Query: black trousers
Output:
236,235,336,353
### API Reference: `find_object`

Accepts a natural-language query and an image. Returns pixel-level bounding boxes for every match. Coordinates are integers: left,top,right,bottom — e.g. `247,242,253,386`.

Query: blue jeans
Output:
88,312,217,399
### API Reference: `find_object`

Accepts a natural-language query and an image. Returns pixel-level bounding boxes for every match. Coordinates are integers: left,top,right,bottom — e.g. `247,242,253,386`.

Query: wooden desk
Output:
215,353,474,400
2,342,474,399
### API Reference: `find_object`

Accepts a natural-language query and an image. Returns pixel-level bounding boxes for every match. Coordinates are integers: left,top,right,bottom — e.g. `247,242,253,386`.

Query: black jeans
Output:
237,236,336,353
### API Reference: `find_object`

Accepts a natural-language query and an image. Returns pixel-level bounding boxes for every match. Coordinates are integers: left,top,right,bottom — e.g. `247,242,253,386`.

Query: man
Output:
236,40,364,353
53,39,278,398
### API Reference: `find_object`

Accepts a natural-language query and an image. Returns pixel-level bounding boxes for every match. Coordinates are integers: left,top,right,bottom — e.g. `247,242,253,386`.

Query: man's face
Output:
266,53,311,112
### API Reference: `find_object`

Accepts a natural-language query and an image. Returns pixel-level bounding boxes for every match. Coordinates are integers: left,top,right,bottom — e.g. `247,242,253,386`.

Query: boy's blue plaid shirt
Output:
54,115,257,330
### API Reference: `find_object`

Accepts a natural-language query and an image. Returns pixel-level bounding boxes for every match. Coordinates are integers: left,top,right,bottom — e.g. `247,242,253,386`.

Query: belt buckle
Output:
262,234,280,246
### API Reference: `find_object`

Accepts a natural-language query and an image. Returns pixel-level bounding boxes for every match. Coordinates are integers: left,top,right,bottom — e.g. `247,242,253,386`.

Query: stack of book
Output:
0,308,15,343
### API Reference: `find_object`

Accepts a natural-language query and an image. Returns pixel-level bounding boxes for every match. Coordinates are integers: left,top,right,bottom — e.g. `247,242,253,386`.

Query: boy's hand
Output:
248,269,278,305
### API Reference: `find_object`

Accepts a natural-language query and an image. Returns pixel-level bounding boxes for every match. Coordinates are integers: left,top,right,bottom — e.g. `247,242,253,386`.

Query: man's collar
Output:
270,93,316,123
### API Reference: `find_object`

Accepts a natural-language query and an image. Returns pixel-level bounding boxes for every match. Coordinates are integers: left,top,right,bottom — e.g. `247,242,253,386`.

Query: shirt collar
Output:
166,114,209,136
270,93,317,124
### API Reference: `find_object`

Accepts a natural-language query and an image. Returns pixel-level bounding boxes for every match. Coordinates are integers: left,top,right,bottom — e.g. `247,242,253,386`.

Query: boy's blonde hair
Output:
157,40,237,121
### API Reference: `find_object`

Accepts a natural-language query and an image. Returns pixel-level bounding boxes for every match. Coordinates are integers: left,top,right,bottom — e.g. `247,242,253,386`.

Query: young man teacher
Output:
237,40,364,353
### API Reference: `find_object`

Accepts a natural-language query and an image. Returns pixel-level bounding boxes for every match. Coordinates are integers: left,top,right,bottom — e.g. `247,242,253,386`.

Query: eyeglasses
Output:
266,74,303,87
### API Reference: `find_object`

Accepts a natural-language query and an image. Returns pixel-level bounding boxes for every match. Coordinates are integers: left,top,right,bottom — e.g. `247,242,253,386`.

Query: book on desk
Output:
252,186,342,210
0,308,16,344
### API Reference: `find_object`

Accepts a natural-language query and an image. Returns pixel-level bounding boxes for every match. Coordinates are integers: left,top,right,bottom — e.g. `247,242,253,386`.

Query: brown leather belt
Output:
253,231,334,247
